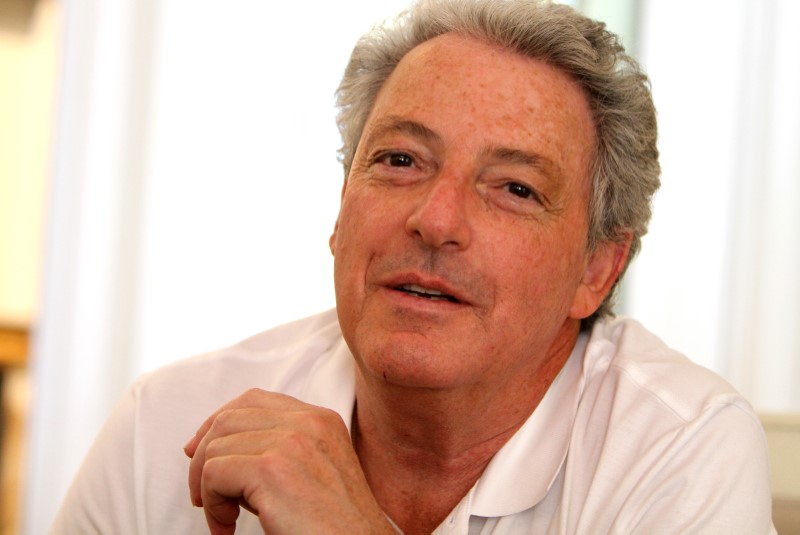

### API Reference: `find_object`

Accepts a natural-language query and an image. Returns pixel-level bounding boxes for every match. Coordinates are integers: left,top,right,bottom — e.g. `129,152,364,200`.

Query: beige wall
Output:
0,0,58,326
762,413,800,533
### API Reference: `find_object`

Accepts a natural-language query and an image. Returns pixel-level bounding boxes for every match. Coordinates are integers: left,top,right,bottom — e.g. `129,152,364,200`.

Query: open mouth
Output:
395,284,460,303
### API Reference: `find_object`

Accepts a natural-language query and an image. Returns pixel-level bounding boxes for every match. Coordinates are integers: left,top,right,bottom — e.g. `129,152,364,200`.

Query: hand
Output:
183,389,392,534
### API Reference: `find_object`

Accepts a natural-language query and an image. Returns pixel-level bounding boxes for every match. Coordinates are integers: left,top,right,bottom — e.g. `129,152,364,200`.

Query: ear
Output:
329,179,349,256
569,233,632,319
329,220,338,255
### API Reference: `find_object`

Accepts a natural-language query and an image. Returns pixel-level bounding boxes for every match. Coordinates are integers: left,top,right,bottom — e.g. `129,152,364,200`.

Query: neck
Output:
352,319,581,532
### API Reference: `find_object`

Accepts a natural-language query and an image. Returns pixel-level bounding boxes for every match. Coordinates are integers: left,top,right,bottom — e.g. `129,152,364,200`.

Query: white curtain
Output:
624,0,800,412
23,0,800,533
24,1,155,533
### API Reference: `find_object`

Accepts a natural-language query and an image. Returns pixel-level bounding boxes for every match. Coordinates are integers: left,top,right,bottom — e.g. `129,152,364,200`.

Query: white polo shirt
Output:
52,309,776,534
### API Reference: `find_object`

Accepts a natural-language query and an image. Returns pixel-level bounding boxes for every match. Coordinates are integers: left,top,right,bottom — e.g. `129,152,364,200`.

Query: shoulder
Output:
132,308,343,409
584,316,749,421
53,310,346,534
566,317,773,533
578,316,766,464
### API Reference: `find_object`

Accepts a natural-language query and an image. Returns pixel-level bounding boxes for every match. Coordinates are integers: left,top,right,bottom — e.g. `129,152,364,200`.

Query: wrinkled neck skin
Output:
351,317,581,534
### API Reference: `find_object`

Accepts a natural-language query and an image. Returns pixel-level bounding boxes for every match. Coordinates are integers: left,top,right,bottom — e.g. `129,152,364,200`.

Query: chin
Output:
355,337,478,391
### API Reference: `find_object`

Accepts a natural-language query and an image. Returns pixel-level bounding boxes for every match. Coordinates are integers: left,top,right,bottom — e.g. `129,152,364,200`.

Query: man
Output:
54,1,775,533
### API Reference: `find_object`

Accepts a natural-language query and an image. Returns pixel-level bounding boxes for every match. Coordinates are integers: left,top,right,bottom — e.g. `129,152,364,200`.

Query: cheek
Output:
339,185,409,247
332,188,400,285
490,230,586,309
333,191,370,254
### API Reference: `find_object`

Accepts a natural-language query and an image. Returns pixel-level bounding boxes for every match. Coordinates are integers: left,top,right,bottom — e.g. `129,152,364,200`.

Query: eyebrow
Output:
480,146,563,183
364,116,443,147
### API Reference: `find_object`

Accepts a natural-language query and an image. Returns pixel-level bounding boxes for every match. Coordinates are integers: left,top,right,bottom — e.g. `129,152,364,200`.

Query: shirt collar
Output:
300,337,357,435
469,331,588,517
298,327,589,519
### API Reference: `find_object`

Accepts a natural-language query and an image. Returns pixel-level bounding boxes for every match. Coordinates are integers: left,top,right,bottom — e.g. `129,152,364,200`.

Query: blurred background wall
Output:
1,0,798,533
0,0,56,532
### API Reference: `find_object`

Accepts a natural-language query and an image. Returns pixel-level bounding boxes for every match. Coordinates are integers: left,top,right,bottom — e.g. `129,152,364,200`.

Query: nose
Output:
405,172,472,250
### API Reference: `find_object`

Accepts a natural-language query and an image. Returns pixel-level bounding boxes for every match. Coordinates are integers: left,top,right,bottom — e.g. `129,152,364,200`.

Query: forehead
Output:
362,33,597,188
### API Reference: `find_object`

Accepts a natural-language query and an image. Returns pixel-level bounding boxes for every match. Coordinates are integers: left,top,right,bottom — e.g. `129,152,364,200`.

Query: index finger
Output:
182,389,311,456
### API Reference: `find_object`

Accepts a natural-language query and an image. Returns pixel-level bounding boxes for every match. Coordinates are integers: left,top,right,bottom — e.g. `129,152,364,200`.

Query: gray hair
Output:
335,0,660,326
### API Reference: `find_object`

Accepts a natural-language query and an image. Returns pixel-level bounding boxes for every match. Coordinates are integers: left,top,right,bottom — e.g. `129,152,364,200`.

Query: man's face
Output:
331,33,614,394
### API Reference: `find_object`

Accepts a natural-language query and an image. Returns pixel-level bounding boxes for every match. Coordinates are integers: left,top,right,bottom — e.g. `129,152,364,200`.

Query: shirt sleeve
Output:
627,400,776,535
51,387,141,535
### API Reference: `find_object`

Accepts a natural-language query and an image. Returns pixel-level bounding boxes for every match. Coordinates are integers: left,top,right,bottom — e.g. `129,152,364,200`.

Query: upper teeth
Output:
401,284,444,296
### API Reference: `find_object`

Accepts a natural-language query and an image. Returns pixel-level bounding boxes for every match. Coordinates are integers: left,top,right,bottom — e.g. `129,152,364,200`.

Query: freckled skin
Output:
331,34,606,402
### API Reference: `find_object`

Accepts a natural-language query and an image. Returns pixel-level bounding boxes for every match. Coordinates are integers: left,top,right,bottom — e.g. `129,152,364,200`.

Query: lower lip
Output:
380,286,466,312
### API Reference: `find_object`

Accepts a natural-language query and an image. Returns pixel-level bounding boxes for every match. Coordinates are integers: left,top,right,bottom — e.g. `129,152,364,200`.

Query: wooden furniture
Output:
0,325,28,535
0,326,28,367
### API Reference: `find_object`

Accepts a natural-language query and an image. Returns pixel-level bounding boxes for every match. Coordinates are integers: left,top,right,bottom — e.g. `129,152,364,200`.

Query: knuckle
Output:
303,407,340,433
283,428,312,450
204,436,226,459
241,387,266,402
200,455,224,487
209,409,237,435
252,451,284,483
286,420,335,456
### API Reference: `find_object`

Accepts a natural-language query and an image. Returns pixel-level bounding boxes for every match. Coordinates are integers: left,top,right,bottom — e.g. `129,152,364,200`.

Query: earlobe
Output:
329,180,348,256
569,234,632,319
329,220,338,256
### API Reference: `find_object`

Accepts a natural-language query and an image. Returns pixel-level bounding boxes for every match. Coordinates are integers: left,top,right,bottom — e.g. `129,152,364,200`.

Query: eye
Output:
379,152,414,167
505,182,539,201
